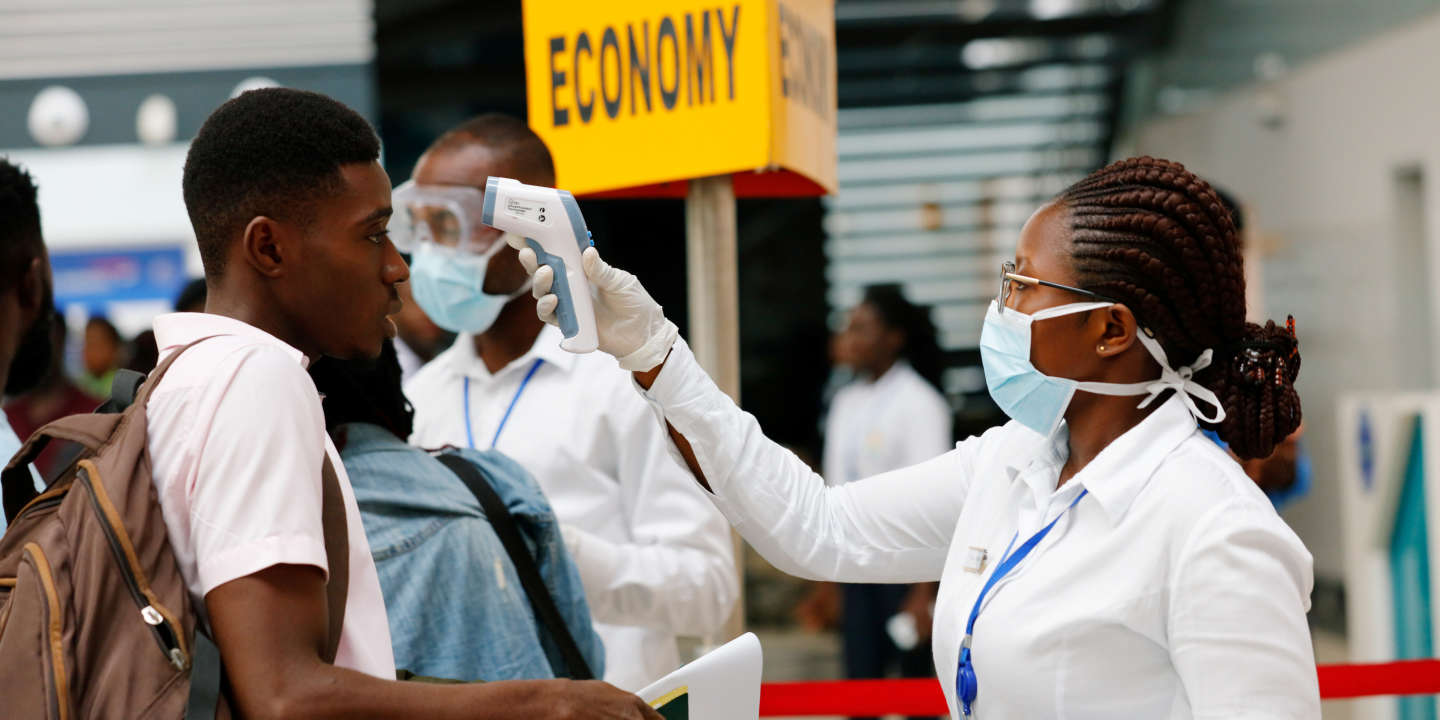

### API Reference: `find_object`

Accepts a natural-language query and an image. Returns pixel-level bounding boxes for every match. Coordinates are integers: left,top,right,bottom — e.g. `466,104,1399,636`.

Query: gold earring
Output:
1098,344,1107,352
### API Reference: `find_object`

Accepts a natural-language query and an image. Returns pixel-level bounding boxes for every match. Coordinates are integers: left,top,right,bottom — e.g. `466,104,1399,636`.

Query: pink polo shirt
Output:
147,312,395,678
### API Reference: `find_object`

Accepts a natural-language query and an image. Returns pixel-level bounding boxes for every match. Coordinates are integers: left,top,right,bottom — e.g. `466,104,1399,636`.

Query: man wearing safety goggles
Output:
391,180,530,333
400,115,738,691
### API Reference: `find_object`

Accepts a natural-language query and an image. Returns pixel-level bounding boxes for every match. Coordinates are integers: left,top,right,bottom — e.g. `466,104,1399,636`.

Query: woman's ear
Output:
1094,304,1140,358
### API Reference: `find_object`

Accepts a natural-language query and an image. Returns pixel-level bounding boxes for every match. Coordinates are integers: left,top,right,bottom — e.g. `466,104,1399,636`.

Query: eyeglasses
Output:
998,260,1119,313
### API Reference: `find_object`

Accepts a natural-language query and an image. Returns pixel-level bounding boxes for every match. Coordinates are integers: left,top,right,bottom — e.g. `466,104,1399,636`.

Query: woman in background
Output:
818,284,949,720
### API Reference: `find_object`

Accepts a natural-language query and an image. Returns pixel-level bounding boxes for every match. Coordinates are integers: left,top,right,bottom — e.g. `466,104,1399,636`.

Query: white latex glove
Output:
510,241,679,372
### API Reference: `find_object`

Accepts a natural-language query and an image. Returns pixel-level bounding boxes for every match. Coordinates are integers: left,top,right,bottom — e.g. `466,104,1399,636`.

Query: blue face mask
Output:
979,299,1226,437
408,240,531,334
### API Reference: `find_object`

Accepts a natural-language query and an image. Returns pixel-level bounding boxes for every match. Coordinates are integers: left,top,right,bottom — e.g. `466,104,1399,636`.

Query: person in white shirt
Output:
514,156,1319,719
146,88,658,720
820,284,951,718
400,114,738,691
0,158,55,531
823,284,951,486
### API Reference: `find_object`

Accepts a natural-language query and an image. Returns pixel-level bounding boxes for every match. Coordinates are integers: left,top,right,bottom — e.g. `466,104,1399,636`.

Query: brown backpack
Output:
0,338,349,719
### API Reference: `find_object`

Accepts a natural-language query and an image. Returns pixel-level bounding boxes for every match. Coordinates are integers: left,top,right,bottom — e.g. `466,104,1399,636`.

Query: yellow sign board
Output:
522,0,836,197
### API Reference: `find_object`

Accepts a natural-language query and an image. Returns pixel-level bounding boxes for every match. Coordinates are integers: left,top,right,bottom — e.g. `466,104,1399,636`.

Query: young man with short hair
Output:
149,88,659,719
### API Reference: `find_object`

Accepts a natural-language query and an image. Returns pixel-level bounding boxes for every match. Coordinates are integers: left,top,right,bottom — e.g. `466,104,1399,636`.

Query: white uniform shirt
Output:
638,338,1319,719
147,313,396,678
822,361,952,485
406,325,737,690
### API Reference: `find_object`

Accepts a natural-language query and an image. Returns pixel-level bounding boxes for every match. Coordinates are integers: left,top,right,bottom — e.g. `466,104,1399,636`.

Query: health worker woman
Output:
514,157,1316,719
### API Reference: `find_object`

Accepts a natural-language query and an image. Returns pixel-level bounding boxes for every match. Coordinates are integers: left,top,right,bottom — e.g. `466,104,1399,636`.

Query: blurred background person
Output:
0,157,55,531
823,284,950,489
400,114,738,691
821,284,950,719
310,340,604,682
4,314,95,478
78,314,121,398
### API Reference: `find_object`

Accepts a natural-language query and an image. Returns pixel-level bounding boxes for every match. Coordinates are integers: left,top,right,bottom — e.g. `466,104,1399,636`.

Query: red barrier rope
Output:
760,679,945,716
1317,658,1440,699
757,660,1440,716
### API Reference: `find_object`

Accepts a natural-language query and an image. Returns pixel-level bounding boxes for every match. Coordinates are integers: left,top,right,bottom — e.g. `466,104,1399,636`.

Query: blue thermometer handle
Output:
525,238,580,339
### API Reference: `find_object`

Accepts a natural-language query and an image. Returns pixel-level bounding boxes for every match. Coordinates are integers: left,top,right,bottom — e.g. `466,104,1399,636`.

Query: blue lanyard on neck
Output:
464,358,545,450
956,488,1088,717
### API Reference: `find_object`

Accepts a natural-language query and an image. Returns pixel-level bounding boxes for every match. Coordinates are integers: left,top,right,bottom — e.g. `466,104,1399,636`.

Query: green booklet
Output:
651,686,689,720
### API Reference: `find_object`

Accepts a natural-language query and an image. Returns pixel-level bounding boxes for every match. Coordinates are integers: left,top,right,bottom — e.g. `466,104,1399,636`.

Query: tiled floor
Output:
753,627,1358,720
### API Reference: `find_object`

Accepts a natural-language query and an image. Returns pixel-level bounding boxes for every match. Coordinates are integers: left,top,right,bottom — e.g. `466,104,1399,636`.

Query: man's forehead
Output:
414,142,508,188
332,162,391,219
337,160,388,190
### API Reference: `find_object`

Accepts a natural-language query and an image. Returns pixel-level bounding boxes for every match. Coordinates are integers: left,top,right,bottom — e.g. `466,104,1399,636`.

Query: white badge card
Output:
962,546,988,574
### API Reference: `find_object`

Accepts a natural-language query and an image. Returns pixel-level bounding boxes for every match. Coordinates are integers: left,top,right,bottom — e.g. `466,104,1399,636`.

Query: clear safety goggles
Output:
390,180,503,255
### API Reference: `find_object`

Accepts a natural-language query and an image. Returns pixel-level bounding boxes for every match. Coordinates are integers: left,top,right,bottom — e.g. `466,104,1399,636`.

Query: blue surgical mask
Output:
408,239,531,334
979,300,1226,437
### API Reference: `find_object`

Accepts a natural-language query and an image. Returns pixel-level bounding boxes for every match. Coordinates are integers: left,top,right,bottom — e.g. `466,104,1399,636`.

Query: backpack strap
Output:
319,456,348,664
95,369,147,414
185,631,225,719
434,452,593,680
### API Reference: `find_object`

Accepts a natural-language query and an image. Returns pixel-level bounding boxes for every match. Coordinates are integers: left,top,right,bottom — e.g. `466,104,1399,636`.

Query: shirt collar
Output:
1070,394,1198,525
334,421,406,452
1006,426,1070,510
863,360,910,389
449,324,577,381
152,312,310,369
1002,393,1199,525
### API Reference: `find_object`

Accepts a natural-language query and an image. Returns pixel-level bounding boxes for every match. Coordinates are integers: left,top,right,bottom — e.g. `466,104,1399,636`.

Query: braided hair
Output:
309,339,415,450
1059,156,1300,459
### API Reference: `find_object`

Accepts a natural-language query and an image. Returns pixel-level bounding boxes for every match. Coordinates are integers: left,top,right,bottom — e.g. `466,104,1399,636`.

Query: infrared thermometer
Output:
482,176,599,353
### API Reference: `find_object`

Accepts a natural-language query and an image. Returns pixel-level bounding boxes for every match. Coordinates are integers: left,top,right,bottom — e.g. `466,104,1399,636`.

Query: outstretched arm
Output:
515,243,972,584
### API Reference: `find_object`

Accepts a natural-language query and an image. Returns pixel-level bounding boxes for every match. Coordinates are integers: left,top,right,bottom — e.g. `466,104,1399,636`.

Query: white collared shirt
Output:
638,338,1319,719
405,325,737,691
822,361,952,485
147,313,395,678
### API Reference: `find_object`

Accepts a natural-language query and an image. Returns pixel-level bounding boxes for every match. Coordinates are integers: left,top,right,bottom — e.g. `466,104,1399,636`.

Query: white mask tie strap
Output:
1133,333,1226,424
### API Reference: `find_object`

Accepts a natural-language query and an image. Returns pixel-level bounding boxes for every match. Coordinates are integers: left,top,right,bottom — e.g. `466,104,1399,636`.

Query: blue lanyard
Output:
956,488,1088,717
464,358,544,450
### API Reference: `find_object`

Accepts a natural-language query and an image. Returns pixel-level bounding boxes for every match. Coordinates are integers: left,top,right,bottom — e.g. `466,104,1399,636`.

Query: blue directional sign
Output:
49,246,187,315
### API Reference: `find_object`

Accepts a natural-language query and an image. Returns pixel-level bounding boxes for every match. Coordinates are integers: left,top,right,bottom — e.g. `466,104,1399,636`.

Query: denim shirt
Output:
337,422,604,682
